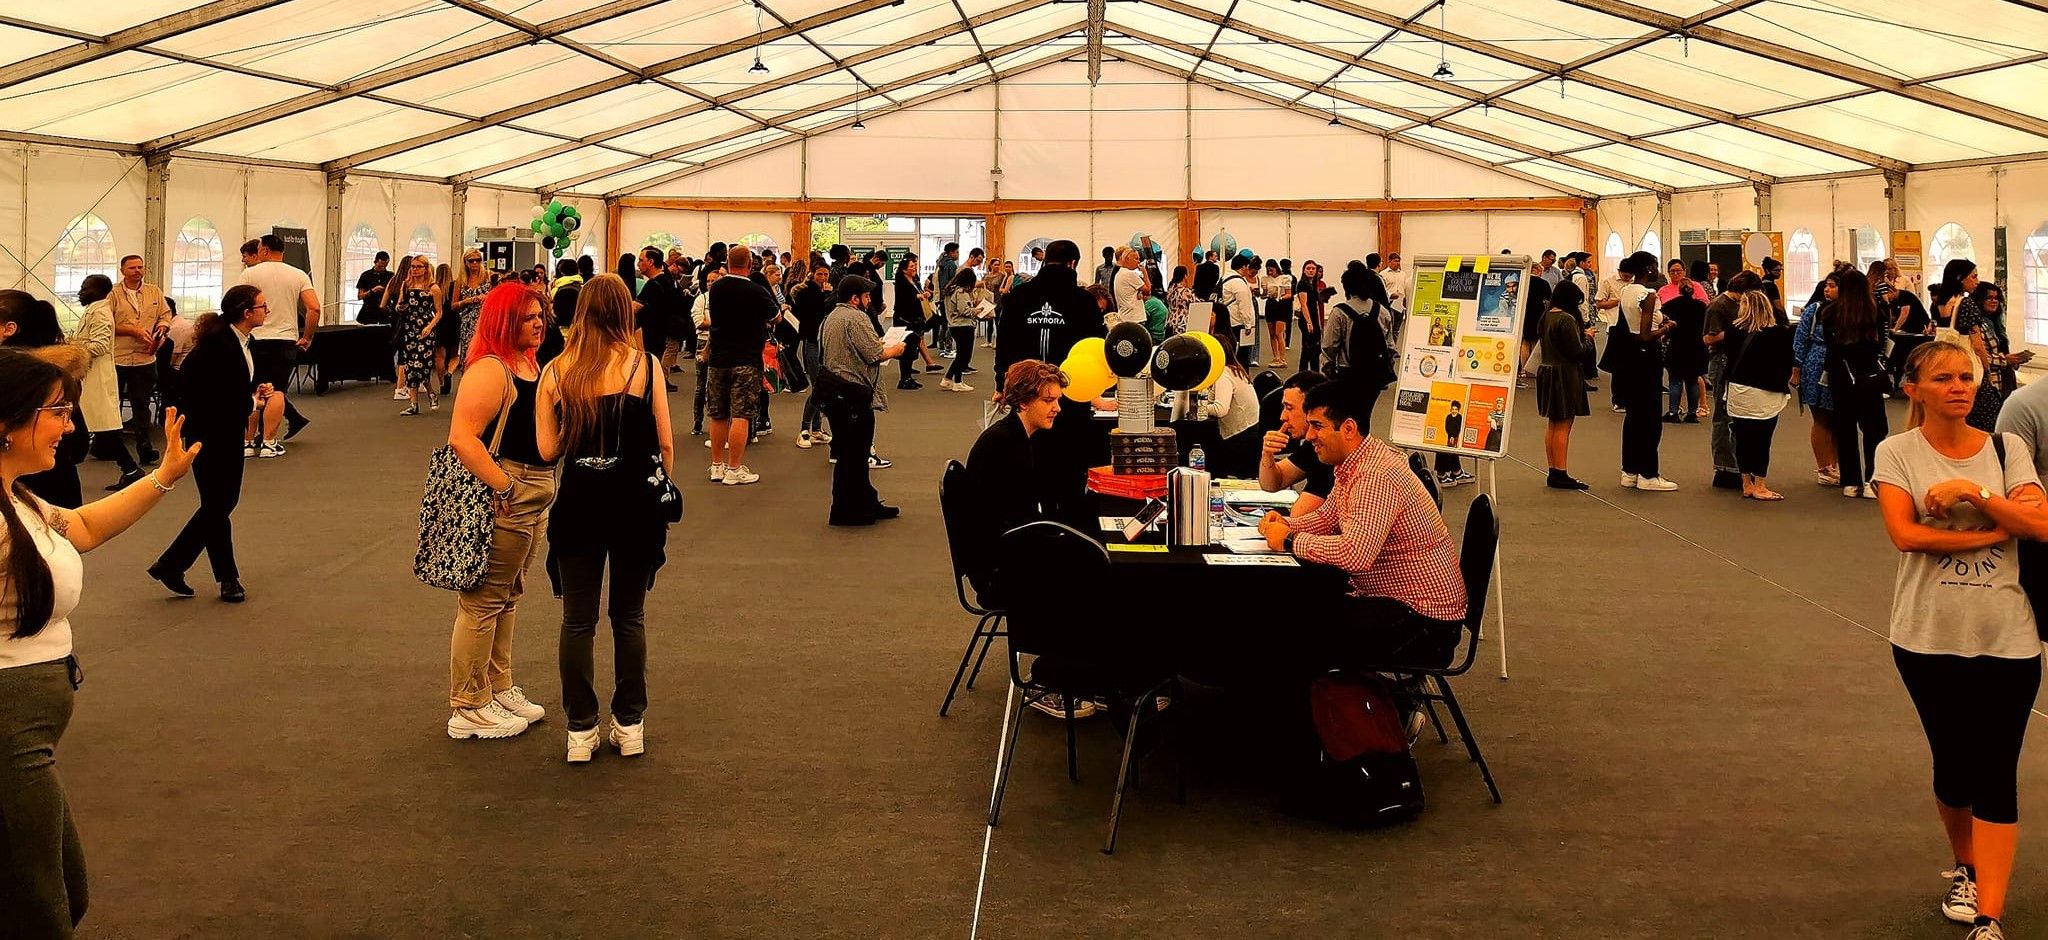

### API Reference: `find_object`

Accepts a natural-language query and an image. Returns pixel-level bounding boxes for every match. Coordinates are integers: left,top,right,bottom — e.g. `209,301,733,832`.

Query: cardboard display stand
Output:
1392,253,1526,679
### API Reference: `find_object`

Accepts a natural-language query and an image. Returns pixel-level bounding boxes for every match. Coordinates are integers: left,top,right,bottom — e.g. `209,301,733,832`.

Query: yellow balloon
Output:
1060,337,1115,402
1188,330,1227,391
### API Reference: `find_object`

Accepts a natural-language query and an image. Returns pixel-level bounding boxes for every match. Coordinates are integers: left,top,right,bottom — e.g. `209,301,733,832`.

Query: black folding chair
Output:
1257,386,1285,437
938,460,1004,717
1251,368,1282,402
987,521,1184,854
1407,450,1443,509
1359,493,1501,803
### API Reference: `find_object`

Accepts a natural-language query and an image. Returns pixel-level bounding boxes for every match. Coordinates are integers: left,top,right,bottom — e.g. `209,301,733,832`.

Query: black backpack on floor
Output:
1279,673,1424,826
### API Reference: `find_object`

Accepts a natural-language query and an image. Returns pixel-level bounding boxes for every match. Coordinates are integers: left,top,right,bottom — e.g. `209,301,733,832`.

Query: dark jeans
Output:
1731,416,1778,477
116,363,157,457
1833,390,1889,489
87,432,136,474
1294,595,1462,674
691,360,708,432
823,397,879,521
800,341,825,433
898,331,924,383
1298,328,1320,374
154,432,243,581
1434,451,1461,475
1707,354,1736,473
1894,647,2041,824
945,327,975,381
556,548,654,732
0,660,86,937
1619,355,1664,478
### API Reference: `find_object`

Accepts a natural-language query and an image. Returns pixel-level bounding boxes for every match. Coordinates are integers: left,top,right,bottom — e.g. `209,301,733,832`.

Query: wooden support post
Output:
1582,203,1599,256
1378,212,1402,260
792,212,813,259
605,199,622,267
986,213,1004,271
1178,205,1199,263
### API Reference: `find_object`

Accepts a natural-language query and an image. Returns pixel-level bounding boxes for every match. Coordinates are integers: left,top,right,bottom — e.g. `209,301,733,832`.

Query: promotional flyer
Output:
1387,254,1525,458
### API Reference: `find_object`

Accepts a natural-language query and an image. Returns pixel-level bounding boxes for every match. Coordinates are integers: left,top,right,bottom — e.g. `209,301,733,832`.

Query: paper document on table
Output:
881,327,911,348
1202,553,1300,566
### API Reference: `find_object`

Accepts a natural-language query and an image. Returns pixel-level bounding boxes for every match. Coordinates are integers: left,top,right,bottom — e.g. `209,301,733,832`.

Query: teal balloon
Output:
1191,249,1202,263
1209,232,1238,259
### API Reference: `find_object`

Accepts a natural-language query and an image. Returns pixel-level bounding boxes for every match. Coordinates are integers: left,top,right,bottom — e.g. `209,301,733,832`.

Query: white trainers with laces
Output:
708,463,726,482
949,382,975,393
797,431,813,449
1026,693,1098,719
566,727,600,763
447,706,529,740
1620,473,1639,488
1634,476,1679,491
1943,866,1980,924
494,686,545,723
258,441,285,459
722,465,760,485
608,718,645,756
243,442,258,458
1967,920,2006,940
393,386,409,400
813,430,832,444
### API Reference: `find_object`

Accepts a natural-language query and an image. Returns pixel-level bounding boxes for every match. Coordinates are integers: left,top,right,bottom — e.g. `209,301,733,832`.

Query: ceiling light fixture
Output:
748,2,769,74
1432,61,1453,80
1433,0,1452,81
1328,93,1340,126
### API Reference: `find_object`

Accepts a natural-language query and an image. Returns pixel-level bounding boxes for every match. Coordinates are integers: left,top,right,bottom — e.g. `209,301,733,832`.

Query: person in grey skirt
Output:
0,347,199,937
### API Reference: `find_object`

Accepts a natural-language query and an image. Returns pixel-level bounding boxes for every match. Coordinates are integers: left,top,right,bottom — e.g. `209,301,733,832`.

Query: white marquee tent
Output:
4,0,2048,343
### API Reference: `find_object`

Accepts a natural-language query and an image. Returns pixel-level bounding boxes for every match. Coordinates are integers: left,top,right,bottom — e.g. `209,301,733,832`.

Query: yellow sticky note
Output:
1445,255,1463,273
1106,543,1168,553
1474,255,1490,274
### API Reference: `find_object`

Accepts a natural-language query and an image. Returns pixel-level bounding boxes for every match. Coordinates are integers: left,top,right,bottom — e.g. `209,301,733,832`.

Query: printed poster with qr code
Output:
1390,254,1527,460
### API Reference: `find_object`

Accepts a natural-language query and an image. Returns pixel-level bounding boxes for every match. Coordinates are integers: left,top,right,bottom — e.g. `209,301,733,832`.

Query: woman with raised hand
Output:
536,274,676,764
1873,338,2048,940
0,346,197,936
444,283,558,741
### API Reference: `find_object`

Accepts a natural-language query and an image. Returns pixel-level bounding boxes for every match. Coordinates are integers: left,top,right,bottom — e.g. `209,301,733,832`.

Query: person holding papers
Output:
1256,382,1467,669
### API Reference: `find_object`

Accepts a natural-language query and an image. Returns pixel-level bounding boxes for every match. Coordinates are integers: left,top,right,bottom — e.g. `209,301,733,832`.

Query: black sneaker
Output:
872,503,901,519
897,379,922,390
1712,470,1743,490
1944,865,1980,924
441,376,454,397
107,468,146,491
1546,470,1589,490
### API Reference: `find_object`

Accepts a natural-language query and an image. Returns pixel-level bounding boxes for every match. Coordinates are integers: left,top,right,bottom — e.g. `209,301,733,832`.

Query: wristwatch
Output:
1980,485,1995,503
1282,532,1297,554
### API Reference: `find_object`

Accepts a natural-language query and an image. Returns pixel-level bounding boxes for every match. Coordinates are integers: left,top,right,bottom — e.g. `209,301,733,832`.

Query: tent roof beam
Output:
0,0,294,92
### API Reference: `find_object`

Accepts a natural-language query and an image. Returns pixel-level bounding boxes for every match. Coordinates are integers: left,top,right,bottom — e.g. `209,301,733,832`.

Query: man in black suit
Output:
150,284,262,602
635,247,682,391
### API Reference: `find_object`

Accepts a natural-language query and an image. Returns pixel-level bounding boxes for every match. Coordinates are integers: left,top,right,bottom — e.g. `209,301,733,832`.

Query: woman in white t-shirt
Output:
0,349,197,934
1873,338,2048,940
1612,254,1677,491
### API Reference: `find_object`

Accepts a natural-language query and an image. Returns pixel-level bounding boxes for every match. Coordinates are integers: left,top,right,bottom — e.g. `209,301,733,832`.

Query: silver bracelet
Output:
146,472,175,494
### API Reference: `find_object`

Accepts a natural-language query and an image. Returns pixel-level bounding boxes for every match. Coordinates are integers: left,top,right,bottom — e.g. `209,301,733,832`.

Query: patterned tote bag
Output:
414,362,517,591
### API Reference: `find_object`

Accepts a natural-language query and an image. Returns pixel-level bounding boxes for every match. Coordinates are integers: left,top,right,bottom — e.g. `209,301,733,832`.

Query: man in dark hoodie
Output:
996,239,1107,529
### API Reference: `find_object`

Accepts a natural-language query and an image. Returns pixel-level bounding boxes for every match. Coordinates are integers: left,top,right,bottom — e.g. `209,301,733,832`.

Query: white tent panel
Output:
1570,144,1742,189
1200,210,1287,263
155,0,508,87
981,4,1086,46
622,208,707,255
1209,31,1351,87
1672,188,1757,234
1440,0,1648,66
7,147,141,319
1088,211,1179,269
1389,142,1557,199
1757,95,2048,165
1639,125,1864,178
361,127,560,177
1226,0,1392,57
805,0,963,50
1287,212,1381,271
608,110,758,157
634,144,801,199
1105,5,1219,47
0,149,26,294
994,62,1091,200
1090,62,1187,203
1509,160,1636,198
739,80,858,119
1584,40,1860,112
855,42,990,89
480,0,638,20
164,158,253,283
1400,212,1487,257
342,176,399,268
706,212,791,259
380,45,626,112
519,86,705,140
563,3,760,69
1363,30,1538,96
38,1,241,35
674,129,791,166
1905,166,1999,275
571,160,697,196
1489,212,1583,258
808,91,994,200
0,53,304,141
479,145,651,189
196,99,462,162
1721,1,2047,80
0,26,72,69
664,39,829,91
1596,193,1659,261
1442,108,1608,155
1189,84,1383,201
1933,63,2048,123
1398,126,1530,165
1326,68,1467,117
1500,80,1697,139
988,38,1084,75
1769,177,1890,271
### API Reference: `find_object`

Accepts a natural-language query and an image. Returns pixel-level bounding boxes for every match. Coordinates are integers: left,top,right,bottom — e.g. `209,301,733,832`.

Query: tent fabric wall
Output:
1091,63,1188,203
15,146,146,320
641,147,804,200
1401,213,1486,258
1003,212,1178,271
1189,86,1382,201
1389,143,1553,200
1196,210,1378,270
995,65,1092,200
1673,188,1759,233
809,89,995,201
1487,212,1584,259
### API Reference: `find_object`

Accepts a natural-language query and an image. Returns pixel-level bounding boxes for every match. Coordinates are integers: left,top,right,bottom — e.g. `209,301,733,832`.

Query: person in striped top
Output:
1257,381,1468,667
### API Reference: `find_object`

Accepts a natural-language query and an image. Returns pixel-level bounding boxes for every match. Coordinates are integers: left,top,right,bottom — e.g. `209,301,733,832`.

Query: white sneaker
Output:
1942,866,1980,924
243,442,258,458
708,462,726,482
393,387,409,400
1843,485,1862,498
722,465,760,485
1620,472,1638,488
939,378,955,390
1635,476,1679,491
797,431,813,449
566,727,600,763
258,441,285,459
1817,466,1841,487
447,706,528,740
813,430,832,444
493,686,545,723
608,718,645,756
1861,486,1878,500
948,382,975,393
868,454,892,469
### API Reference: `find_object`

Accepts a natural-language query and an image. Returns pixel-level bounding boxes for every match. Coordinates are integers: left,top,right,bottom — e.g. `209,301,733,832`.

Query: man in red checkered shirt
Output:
1257,381,1468,667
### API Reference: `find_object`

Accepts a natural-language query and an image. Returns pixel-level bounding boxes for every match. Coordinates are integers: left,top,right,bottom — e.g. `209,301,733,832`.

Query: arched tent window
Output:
1638,229,1662,261
53,212,118,320
1601,232,1623,275
407,225,439,266
171,217,223,315
1018,237,1051,275
1931,223,1976,273
2024,222,2048,346
739,233,778,260
640,232,682,255
1853,228,1886,271
342,223,381,322
1786,228,1820,310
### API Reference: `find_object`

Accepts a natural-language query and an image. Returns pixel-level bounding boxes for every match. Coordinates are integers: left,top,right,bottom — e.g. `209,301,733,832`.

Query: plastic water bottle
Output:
1187,444,1206,472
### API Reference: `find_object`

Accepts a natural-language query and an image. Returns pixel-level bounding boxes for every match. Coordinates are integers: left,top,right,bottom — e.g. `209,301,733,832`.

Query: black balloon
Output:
541,235,556,249
1151,334,1211,391
1104,322,1153,377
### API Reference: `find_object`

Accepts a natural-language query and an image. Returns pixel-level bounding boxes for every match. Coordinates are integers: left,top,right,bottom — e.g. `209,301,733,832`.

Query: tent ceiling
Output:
3,0,2047,196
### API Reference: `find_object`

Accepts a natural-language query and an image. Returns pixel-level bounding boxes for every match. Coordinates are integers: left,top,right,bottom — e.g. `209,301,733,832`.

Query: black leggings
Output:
1731,416,1778,477
557,547,654,733
1893,647,2041,825
1833,391,1889,489
945,326,975,381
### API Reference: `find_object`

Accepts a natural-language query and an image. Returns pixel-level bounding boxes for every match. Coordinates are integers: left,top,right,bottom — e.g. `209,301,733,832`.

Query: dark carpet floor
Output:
53,350,2037,938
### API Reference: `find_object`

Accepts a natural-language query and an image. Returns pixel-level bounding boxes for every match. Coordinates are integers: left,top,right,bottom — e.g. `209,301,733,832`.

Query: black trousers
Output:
248,339,304,427
823,396,878,521
87,431,136,474
1731,416,1778,477
898,331,924,383
116,363,157,457
1894,647,2041,824
1293,595,1462,675
556,548,654,732
945,327,975,381
1298,328,1320,374
1832,389,1889,489
154,431,244,581
1619,352,1664,478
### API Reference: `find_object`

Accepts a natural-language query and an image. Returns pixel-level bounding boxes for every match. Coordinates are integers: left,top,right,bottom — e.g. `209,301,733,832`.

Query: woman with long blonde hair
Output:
385,254,415,400
395,256,444,415
448,248,491,364
536,273,676,763
1721,289,1796,500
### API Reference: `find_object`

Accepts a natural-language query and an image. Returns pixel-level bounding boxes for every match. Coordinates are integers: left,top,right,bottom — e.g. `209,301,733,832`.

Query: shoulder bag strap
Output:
484,356,516,457
1994,432,2009,493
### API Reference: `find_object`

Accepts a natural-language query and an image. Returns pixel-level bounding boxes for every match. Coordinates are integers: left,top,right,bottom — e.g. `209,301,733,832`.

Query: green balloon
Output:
548,199,564,214
530,219,544,234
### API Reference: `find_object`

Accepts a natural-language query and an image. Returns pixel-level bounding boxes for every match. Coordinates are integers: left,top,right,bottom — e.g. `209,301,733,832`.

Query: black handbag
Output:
1990,434,2048,641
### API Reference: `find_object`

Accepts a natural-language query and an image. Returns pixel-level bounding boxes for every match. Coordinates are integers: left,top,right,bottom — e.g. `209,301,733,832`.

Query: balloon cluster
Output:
1125,232,1165,261
529,200,583,258
1059,321,1222,403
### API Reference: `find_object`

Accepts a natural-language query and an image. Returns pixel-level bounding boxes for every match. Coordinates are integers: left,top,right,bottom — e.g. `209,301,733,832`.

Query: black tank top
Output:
482,373,547,466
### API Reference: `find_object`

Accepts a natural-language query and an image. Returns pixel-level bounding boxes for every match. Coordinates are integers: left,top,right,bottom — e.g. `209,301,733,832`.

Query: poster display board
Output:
1389,254,1527,459
272,226,311,275
1891,230,1923,281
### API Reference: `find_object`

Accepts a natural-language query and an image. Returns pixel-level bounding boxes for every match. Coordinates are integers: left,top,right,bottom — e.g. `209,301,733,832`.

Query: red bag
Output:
1282,673,1425,826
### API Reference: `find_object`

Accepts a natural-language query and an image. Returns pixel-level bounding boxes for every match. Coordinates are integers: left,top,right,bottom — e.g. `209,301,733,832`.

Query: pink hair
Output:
465,282,542,369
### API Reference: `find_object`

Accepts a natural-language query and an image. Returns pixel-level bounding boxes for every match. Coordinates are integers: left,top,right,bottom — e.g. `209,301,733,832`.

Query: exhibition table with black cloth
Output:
305,323,395,394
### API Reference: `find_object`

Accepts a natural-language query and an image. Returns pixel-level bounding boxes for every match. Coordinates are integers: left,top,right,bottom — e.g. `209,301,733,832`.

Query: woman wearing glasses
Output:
449,250,491,365
149,284,266,603
396,257,446,416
